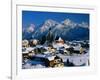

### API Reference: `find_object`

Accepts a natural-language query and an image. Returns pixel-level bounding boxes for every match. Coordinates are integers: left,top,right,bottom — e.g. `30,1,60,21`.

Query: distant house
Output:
32,39,38,45
22,39,29,47
29,39,39,46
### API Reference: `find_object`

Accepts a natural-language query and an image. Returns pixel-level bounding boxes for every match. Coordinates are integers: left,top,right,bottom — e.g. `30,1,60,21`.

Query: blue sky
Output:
22,11,89,28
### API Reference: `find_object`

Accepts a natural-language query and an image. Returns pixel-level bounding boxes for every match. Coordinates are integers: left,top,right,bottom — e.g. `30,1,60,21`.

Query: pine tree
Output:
40,35,46,44
46,28,54,43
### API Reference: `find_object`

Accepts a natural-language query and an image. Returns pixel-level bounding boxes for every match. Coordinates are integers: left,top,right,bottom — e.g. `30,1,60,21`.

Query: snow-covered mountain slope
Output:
23,19,89,41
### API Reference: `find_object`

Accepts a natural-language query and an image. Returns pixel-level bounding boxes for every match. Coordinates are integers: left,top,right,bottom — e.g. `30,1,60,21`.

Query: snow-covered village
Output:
22,11,89,69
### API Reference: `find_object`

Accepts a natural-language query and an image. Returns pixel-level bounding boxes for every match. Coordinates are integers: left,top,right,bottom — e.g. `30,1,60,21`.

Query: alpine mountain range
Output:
22,19,89,41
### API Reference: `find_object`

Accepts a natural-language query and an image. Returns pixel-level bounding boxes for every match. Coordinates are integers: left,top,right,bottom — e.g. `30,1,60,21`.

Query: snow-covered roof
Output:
22,47,34,54
73,44,81,51
36,45,43,48
64,44,70,48
58,37,63,41
26,47,34,51
43,51,51,54
22,51,29,54
53,43,64,48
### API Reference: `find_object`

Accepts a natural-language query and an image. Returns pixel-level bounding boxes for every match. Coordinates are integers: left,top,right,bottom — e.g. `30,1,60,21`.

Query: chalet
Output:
22,39,29,47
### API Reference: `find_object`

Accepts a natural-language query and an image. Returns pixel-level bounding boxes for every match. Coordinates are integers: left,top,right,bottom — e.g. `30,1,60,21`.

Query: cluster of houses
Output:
22,37,89,69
